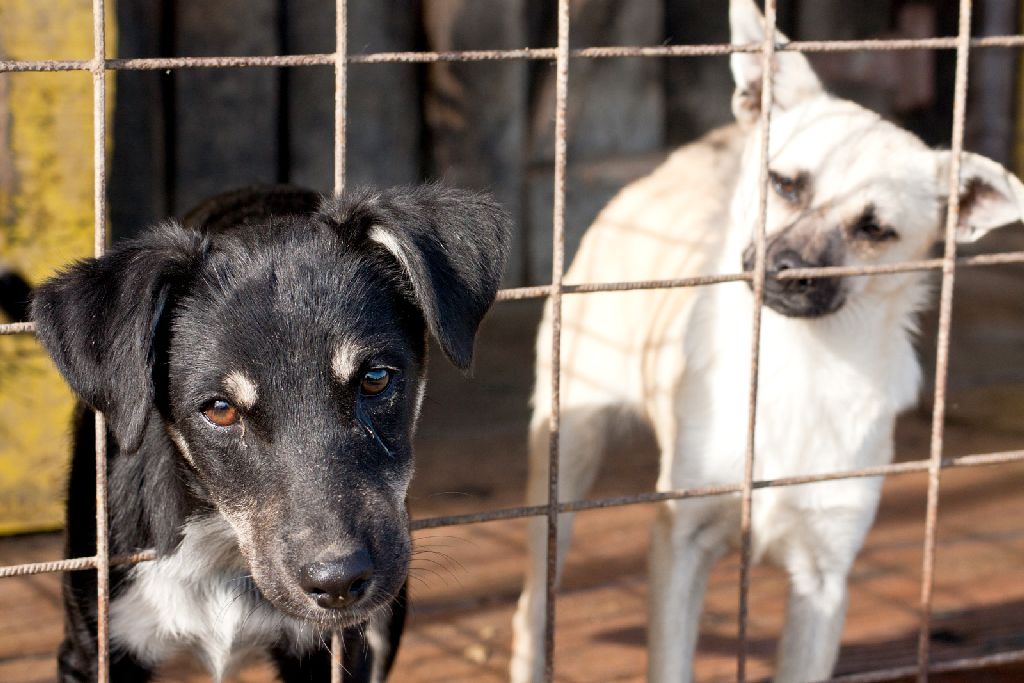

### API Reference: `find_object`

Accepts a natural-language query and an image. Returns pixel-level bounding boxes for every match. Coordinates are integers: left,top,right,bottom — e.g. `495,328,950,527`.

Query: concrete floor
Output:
2,237,1024,681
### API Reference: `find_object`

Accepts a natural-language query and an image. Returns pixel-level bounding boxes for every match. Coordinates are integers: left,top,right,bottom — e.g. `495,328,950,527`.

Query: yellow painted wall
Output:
0,1,115,534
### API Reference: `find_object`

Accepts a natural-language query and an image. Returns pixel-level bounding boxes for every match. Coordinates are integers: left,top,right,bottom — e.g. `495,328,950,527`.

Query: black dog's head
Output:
32,184,510,628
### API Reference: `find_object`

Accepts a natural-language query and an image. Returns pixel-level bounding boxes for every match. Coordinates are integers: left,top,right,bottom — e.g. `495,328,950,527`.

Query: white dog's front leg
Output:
648,499,731,683
774,568,849,683
773,502,875,683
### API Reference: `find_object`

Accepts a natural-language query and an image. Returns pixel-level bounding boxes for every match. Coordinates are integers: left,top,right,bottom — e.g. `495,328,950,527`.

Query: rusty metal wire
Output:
5,447,1023,579
540,3,571,680
0,549,156,579
0,321,36,334
331,632,344,683
735,2,778,677
333,0,347,200
7,35,1024,74
90,0,111,679
5,250,1024,331
4,0,1024,681
6,251,1024,334
331,2,348,681
410,448,1024,531
916,2,974,680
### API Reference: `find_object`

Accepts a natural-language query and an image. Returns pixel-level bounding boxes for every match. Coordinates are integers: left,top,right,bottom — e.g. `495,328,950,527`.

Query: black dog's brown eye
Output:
769,171,802,203
360,368,392,396
203,399,239,427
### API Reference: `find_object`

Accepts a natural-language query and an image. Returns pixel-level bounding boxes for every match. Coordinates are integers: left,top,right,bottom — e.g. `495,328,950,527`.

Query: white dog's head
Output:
730,0,1024,317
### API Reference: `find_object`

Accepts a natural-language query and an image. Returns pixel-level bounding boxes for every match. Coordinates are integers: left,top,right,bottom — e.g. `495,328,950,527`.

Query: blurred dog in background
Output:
511,1,1024,681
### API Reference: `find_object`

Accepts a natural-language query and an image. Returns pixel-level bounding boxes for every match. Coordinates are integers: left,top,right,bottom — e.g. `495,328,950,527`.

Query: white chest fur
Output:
109,516,315,681
659,278,924,559
681,282,921,460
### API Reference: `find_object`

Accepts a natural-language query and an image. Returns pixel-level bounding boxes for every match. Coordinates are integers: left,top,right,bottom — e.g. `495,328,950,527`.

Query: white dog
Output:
511,1,1024,681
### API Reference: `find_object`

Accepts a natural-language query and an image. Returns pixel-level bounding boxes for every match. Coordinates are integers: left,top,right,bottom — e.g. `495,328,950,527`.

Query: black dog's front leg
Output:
59,411,155,683
271,630,385,683
58,638,153,683
58,538,154,683
58,571,155,683
273,645,333,683
274,581,407,683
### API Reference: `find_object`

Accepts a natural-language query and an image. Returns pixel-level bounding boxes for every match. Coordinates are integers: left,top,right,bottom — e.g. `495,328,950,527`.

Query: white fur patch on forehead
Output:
764,100,937,210
367,225,410,272
223,371,258,410
332,340,369,383
769,98,926,169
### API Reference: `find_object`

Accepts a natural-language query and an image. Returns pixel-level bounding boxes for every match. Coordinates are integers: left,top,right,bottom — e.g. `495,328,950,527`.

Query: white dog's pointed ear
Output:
936,151,1024,243
730,0,823,126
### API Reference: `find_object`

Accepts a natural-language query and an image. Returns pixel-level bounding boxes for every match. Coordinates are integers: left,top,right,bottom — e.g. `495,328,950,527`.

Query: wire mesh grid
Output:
2,0,1024,681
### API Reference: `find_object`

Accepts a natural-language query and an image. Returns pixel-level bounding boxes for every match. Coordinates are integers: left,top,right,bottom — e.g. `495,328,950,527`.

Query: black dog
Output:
31,184,510,682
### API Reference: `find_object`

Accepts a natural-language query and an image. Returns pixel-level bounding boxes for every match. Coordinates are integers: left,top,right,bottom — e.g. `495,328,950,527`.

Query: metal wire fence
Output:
2,0,1024,681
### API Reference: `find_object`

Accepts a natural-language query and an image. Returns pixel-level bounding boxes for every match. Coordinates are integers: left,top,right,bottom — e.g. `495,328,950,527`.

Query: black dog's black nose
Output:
300,550,374,610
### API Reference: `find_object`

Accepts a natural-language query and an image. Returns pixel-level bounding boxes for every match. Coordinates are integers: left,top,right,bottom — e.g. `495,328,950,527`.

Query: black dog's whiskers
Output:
216,575,260,622
412,548,469,575
410,555,464,588
405,572,431,590
236,598,268,637
407,563,455,590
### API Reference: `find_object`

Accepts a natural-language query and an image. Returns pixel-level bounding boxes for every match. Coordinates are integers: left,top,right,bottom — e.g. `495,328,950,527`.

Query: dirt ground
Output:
3,240,1024,682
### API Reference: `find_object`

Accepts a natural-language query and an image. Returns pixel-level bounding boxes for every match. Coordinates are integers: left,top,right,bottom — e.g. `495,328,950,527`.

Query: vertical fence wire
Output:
916,0,974,680
334,0,347,198
331,1,348,681
543,1,571,680
91,0,110,680
736,1,779,679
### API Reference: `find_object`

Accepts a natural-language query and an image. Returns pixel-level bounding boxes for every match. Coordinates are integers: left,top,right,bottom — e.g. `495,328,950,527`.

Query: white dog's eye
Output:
769,171,802,203
360,368,392,396
853,213,898,242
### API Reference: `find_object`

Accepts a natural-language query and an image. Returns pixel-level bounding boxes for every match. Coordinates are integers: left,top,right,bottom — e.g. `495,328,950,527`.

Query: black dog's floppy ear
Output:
322,185,512,371
31,223,206,453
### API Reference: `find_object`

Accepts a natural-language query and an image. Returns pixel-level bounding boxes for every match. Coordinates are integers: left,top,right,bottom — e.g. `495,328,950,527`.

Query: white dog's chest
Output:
668,285,920,490
109,518,314,681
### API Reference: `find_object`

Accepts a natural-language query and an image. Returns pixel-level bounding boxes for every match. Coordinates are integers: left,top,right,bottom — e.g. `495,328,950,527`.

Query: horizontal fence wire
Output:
6,249,1024,333
6,34,1024,73
2,6,1023,681
5,447,1023,579
0,550,156,579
